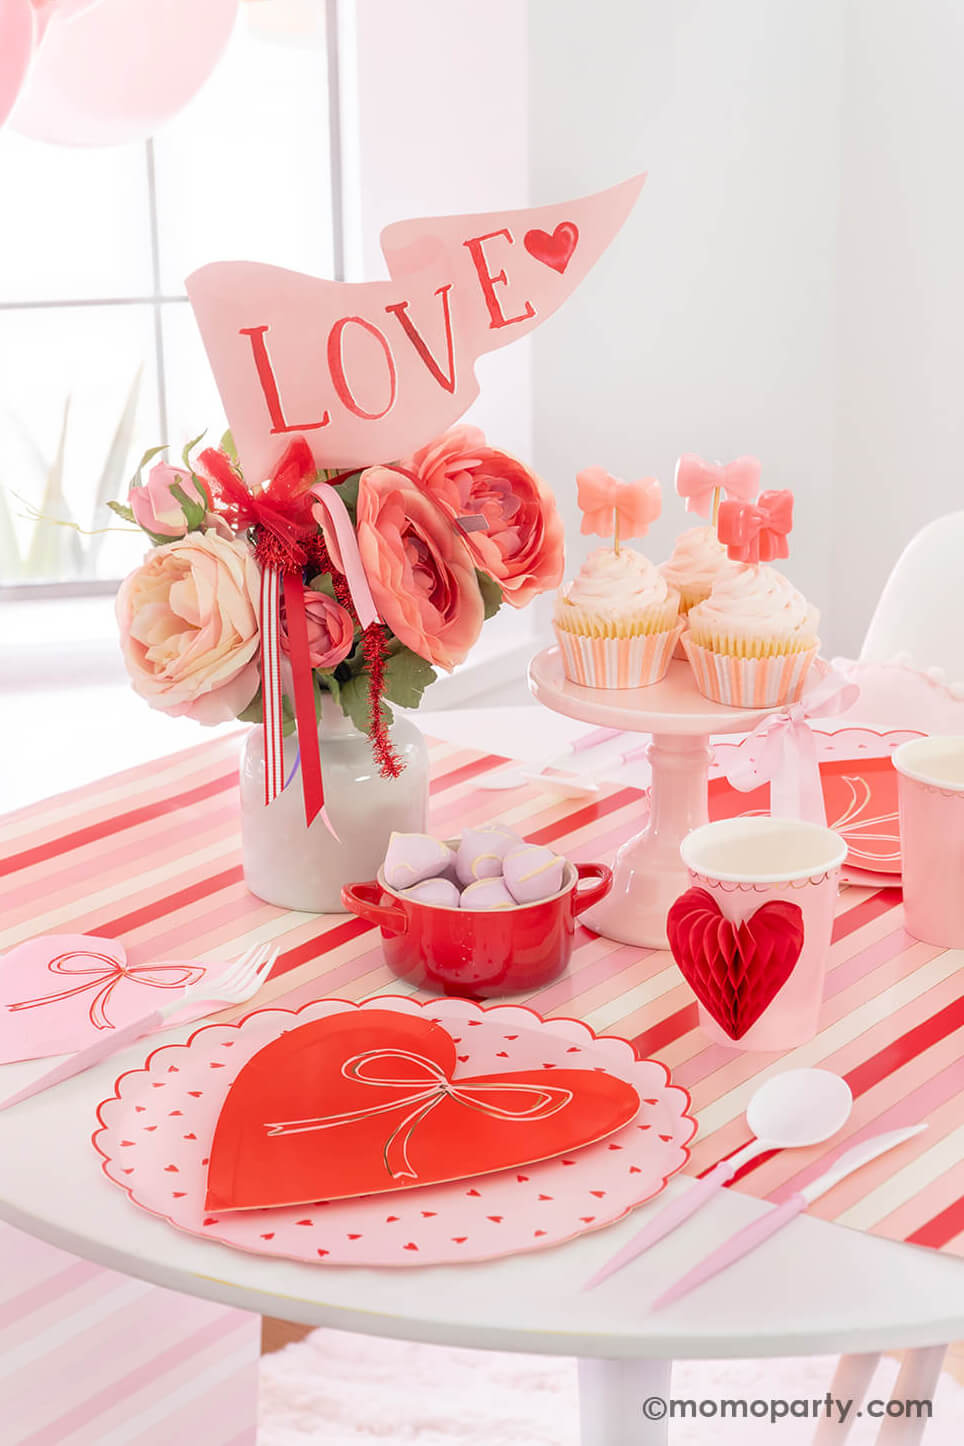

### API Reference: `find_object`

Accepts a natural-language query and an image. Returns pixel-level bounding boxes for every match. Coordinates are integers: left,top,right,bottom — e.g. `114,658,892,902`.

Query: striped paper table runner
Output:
0,1218,258,1445
1,731,961,1259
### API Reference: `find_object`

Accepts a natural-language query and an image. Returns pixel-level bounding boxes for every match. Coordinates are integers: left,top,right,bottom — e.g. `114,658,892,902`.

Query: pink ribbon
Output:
262,1047,574,1181
719,668,861,823
9,949,205,1031
717,489,794,564
309,482,381,630
674,454,761,518
575,468,661,540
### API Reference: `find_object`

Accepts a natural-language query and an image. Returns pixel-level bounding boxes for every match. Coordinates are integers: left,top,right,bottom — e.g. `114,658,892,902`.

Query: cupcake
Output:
554,546,682,688
660,525,734,615
683,562,820,707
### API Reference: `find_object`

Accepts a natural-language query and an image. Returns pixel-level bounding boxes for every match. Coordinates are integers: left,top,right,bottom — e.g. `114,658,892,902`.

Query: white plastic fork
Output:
0,942,279,1110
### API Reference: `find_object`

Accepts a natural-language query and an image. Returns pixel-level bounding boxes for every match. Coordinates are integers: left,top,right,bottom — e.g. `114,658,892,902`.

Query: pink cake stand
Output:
528,649,809,948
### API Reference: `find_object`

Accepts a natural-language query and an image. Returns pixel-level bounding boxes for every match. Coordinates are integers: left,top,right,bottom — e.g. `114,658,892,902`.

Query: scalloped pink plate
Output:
93,996,695,1268
709,727,922,877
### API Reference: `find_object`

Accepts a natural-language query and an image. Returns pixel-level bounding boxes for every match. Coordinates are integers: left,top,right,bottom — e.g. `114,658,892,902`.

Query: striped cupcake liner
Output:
683,635,818,707
555,622,684,689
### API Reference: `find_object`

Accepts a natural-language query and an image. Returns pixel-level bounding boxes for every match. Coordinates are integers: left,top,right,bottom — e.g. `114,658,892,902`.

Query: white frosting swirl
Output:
561,547,671,617
660,526,731,592
689,564,819,640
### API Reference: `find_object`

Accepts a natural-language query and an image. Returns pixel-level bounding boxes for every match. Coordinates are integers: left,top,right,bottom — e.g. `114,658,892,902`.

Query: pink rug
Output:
260,1328,963,1443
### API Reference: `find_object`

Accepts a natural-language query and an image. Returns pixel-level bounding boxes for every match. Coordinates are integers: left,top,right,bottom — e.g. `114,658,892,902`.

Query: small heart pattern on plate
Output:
93,996,696,1268
206,1010,640,1211
666,889,805,1039
523,221,579,273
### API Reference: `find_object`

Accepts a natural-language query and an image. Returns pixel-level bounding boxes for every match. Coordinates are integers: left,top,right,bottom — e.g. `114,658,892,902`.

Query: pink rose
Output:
130,461,208,539
352,466,484,670
404,426,565,607
116,531,261,724
280,589,354,671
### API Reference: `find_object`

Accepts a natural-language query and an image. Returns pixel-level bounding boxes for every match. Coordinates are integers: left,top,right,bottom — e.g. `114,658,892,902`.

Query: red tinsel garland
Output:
362,623,403,779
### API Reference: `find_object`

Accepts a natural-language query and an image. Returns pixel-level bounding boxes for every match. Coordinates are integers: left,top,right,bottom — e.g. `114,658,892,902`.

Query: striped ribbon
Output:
258,566,285,808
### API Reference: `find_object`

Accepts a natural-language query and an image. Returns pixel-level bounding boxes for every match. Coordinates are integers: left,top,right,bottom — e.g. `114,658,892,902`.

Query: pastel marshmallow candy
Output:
459,878,517,911
382,832,454,890
454,826,522,885
502,845,566,904
400,877,462,908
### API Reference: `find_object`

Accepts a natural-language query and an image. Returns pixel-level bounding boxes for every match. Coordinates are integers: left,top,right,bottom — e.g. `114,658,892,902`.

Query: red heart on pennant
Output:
206,1010,639,1211
524,221,579,273
666,888,805,1040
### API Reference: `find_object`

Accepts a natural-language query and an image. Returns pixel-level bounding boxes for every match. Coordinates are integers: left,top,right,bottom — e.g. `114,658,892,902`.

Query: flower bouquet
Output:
112,424,564,909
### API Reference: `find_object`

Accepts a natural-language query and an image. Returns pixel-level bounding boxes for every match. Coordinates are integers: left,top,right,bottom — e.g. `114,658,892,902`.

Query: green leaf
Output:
477,570,503,620
129,444,169,493
307,571,337,599
338,673,392,736
219,429,238,463
169,480,207,533
106,499,136,524
382,646,437,710
181,430,207,472
320,670,342,708
330,470,362,523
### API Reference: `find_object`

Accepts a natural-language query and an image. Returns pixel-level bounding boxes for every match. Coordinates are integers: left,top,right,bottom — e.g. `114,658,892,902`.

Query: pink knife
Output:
650,1123,926,1311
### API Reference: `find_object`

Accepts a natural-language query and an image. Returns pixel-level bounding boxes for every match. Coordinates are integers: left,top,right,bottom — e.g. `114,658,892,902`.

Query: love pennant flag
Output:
186,173,646,481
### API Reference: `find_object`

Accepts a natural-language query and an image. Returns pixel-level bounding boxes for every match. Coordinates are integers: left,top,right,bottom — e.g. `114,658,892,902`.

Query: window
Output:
0,7,335,592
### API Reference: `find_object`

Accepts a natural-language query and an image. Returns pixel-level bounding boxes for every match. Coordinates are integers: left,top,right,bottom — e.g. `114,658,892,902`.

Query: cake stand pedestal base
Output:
581,733,712,948
527,650,811,950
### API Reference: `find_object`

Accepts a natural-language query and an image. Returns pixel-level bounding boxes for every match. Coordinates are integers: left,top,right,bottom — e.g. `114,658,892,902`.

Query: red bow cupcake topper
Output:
717,489,794,564
576,468,661,553
674,454,761,520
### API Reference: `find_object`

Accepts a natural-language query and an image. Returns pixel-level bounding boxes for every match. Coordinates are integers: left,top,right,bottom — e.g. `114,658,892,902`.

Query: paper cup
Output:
683,635,817,708
893,736,964,947
676,817,848,1050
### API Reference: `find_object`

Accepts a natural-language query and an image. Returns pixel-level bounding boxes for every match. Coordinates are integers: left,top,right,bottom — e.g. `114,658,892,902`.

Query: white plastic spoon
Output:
585,1067,853,1289
479,727,623,790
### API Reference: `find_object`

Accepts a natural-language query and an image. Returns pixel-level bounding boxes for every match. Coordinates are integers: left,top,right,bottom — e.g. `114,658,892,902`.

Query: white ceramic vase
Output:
239,699,430,912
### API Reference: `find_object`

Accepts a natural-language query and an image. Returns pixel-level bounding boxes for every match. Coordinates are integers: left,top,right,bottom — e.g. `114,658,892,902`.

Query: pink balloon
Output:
0,0,35,129
12,0,239,146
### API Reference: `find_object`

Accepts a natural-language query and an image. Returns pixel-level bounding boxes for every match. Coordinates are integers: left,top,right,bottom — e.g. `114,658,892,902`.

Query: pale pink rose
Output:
353,466,484,671
280,589,354,671
130,461,209,539
404,426,565,607
116,531,261,724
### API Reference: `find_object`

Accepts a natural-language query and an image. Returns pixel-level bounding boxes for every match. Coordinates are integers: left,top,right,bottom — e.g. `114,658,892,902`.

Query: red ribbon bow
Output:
9,950,205,1031
200,439,335,827
262,1048,575,1180
717,489,794,564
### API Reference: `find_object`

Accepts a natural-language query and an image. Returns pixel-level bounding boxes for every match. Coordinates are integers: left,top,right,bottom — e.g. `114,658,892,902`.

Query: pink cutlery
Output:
651,1123,927,1311
585,1067,853,1290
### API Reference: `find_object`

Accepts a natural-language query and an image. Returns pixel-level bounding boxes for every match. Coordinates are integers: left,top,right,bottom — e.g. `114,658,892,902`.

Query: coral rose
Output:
281,588,355,671
404,426,565,607
116,531,261,724
130,461,208,539
350,466,484,670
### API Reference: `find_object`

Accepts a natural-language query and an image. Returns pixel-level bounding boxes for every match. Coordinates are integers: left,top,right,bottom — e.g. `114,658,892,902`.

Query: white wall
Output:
528,0,845,642
833,0,964,656
528,0,964,659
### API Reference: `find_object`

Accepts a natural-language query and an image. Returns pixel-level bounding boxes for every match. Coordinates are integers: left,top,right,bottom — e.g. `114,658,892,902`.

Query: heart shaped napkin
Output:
0,934,212,1062
205,1009,641,1211
666,889,805,1039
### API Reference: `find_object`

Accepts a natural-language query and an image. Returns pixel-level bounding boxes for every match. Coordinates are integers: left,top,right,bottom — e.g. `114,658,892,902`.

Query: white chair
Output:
832,510,964,735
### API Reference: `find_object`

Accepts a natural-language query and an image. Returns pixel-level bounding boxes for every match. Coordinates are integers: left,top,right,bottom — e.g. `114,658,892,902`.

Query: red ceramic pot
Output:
342,859,612,997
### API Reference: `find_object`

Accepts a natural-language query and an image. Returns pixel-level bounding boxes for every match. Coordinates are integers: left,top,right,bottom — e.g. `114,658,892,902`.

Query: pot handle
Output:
341,880,408,935
572,861,613,915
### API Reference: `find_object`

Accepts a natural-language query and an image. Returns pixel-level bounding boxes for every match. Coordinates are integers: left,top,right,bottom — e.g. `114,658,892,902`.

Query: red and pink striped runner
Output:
2,732,961,1258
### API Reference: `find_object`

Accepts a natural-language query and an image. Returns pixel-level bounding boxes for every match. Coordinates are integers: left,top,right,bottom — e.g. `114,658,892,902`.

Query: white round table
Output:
2,698,962,1446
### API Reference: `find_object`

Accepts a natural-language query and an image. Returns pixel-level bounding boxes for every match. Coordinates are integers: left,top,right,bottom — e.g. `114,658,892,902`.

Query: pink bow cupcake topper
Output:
717,489,794,564
576,468,661,553
674,454,761,522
